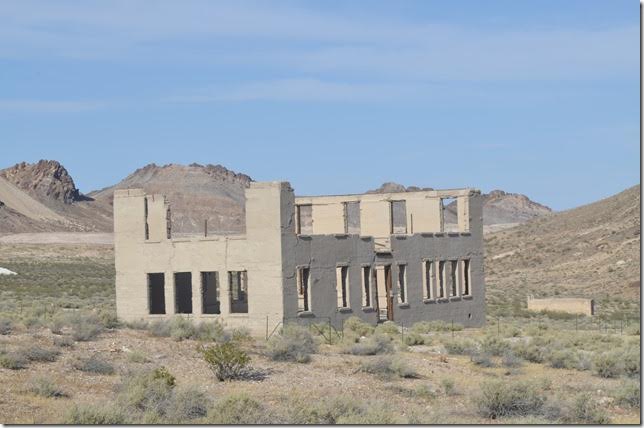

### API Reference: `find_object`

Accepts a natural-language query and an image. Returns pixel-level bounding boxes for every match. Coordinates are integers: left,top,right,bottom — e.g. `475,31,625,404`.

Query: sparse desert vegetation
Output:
0,237,639,424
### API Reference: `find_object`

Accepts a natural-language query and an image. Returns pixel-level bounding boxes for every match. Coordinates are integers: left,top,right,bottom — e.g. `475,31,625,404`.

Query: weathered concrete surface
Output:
114,181,486,335
527,296,594,316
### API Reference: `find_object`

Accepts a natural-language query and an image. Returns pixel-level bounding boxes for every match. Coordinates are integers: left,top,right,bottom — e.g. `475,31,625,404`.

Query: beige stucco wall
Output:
294,188,475,237
114,182,291,335
527,296,594,316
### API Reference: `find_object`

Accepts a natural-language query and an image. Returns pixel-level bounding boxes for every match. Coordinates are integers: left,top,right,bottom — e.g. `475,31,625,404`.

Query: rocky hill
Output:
485,184,640,315
368,182,552,226
89,163,252,234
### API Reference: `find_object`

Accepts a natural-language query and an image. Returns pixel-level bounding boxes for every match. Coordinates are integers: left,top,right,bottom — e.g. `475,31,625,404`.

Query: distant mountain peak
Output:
0,159,85,205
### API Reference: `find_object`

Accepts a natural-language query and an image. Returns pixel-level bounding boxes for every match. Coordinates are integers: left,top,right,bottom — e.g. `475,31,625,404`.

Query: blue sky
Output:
0,0,639,210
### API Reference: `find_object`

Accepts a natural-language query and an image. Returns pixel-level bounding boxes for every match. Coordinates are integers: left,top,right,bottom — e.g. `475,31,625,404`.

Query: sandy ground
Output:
0,233,114,245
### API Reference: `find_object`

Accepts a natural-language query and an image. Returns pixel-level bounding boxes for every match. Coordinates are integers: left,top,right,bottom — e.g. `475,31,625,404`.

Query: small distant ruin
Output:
114,182,486,335
527,295,594,316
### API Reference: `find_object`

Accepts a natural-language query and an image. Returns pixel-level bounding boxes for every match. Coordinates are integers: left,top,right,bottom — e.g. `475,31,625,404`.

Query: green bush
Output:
164,387,210,422
360,356,418,379
563,393,610,424
480,335,510,356
443,338,478,355
195,320,228,342
0,318,14,335
0,352,28,369
343,316,374,337
26,376,66,398
23,345,60,362
199,342,250,381
475,380,546,419
73,354,115,375
169,317,196,341
613,380,640,408
266,324,318,363
207,393,270,424
593,351,623,378
65,404,127,424
343,334,393,356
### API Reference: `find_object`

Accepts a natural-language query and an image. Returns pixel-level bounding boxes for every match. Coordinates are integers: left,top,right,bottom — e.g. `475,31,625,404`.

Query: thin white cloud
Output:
0,99,103,113
0,1,637,81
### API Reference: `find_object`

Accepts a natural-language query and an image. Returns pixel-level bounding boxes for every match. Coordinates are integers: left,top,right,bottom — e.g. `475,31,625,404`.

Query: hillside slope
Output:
485,184,640,316
89,163,252,234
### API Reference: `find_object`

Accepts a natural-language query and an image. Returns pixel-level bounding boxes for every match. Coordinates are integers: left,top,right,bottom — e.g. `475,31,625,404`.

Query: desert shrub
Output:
288,395,363,424
593,351,623,378
343,316,374,337
335,403,404,424
70,317,103,341
360,356,418,379
98,309,120,329
411,320,463,333
207,393,270,424
575,350,593,371
26,376,66,398
622,347,640,377
230,326,251,342
547,349,578,369
441,378,456,396
127,350,149,363
266,324,318,363
343,334,393,356
513,341,545,363
169,317,196,341
475,380,546,419
625,323,640,336
23,345,60,362
164,387,210,422
375,321,399,336
403,331,428,346
613,380,640,408
73,354,115,375
0,352,28,369
65,404,127,424
199,342,250,381
53,335,74,347
480,335,510,356
118,367,175,413
443,337,478,355
48,314,66,335
562,393,610,424
148,319,172,337
470,352,495,368
501,351,523,368
125,319,149,330
0,318,14,335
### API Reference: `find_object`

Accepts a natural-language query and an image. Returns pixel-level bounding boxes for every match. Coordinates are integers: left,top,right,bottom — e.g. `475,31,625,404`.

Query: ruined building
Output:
114,182,485,335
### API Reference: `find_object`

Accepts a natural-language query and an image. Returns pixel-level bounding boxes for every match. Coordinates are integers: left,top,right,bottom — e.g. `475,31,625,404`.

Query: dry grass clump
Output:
0,350,28,370
266,324,318,363
148,317,229,342
207,393,271,424
359,355,418,379
480,335,511,356
22,345,60,362
470,352,495,368
342,334,394,356
0,318,14,335
72,354,115,375
288,395,403,424
612,380,640,409
442,337,478,355
411,320,463,333
65,404,127,424
592,351,623,378
561,393,610,424
475,380,546,419
53,335,74,347
343,316,375,337
26,376,67,398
